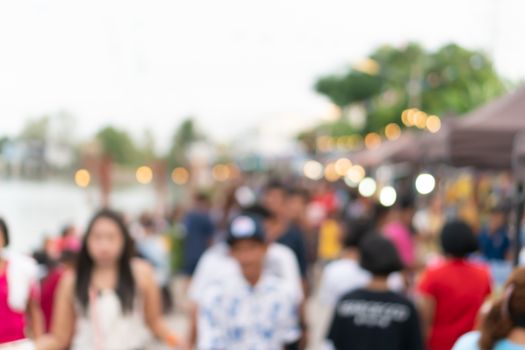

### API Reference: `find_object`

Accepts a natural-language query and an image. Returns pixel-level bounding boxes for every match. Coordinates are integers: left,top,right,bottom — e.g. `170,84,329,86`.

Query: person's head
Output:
489,203,510,234
75,209,135,313
0,217,9,252
227,214,268,285
480,268,525,350
194,192,211,210
440,220,478,258
286,187,310,221
343,219,373,251
398,195,416,226
60,249,78,269
359,234,404,277
262,180,287,217
61,224,76,238
244,204,281,241
372,202,391,228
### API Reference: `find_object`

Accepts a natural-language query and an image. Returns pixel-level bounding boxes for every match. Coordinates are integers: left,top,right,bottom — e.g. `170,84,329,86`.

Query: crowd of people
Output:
0,176,522,350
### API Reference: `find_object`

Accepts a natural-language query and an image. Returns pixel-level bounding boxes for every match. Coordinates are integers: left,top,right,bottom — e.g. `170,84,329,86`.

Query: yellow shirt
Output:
318,219,342,260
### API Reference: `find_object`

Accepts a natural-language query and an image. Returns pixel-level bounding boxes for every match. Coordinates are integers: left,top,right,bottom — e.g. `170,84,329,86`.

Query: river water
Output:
0,180,158,253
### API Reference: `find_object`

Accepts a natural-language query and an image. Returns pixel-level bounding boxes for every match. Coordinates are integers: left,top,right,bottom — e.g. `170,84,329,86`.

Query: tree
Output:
96,126,141,166
19,116,50,141
140,128,157,162
167,118,201,168
0,136,8,154
308,42,507,148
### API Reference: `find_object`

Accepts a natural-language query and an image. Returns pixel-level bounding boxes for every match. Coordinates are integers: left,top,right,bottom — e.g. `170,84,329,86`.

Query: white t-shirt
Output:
188,242,303,304
198,273,300,350
318,259,404,307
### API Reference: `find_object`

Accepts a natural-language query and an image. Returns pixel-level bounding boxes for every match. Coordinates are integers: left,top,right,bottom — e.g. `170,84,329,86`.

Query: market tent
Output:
448,85,525,170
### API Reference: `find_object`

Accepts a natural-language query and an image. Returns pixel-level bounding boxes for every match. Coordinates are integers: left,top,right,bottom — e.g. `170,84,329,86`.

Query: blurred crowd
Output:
0,175,523,350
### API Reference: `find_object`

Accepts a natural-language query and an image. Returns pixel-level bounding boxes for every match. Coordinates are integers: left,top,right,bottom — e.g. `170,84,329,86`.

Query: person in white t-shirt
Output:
197,214,301,350
187,207,303,347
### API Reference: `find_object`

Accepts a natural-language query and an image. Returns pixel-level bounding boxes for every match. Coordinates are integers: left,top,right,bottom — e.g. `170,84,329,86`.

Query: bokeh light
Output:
379,186,397,207
385,123,401,141
415,173,436,195
358,177,377,197
212,164,231,182
75,169,91,188
335,158,352,176
171,167,189,185
426,115,442,133
303,160,324,180
365,133,382,150
324,163,340,182
136,166,153,184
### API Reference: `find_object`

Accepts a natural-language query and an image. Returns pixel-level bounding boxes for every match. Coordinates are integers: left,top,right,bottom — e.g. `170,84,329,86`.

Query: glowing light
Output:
324,163,340,182
379,186,397,207
415,173,436,195
335,158,352,176
303,161,324,180
171,167,189,185
212,164,231,182
385,123,401,141
426,115,442,133
358,177,377,197
75,169,91,188
345,165,366,184
414,111,428,129
365,133,382,150
136,166,153,184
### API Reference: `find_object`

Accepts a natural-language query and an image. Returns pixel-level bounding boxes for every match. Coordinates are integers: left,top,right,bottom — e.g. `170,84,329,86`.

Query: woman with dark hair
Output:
325,234,424,350
453,267,525,350
0,216,44,347
36,209,185,350
417,220,492,350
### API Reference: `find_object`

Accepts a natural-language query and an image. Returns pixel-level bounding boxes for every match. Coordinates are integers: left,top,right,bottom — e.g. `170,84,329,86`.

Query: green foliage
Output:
96,126,141,166
19,116,50,141
315,71,382,108
309,42,507,144
167,117,201,168
0,136,9,153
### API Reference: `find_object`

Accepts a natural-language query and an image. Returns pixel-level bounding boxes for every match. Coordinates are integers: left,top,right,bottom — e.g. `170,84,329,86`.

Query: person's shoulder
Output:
452,331,481,350
132,257,154,274
325,259,360,277
268,242,295,258
338,287,366,301
131,258,155,286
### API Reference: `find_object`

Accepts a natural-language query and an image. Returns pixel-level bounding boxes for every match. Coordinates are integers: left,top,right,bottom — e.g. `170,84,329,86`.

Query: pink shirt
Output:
383,221,415,267
0,263,26,344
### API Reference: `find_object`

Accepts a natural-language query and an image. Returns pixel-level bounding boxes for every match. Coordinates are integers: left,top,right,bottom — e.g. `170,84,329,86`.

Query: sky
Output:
1,0,524,153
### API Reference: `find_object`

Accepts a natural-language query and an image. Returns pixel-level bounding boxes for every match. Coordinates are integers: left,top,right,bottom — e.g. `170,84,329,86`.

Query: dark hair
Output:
372,203,391,223
359,234,403,276
480,268,525,350
194,192,210,205
286,187,310,202
343,219,373,249
264,180,286,193
243,204,275,220
60,249,78,266
75,209,136,314
0,217,9,247
61,224,75,237
440,220,478,258
398,195,415,210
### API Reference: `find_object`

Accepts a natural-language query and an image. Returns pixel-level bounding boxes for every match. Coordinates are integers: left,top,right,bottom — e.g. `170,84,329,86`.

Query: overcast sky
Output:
1,0,524,152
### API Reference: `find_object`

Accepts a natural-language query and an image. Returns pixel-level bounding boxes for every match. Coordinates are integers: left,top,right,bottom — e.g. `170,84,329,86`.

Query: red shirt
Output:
417,259,492,350
41,267,67,332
